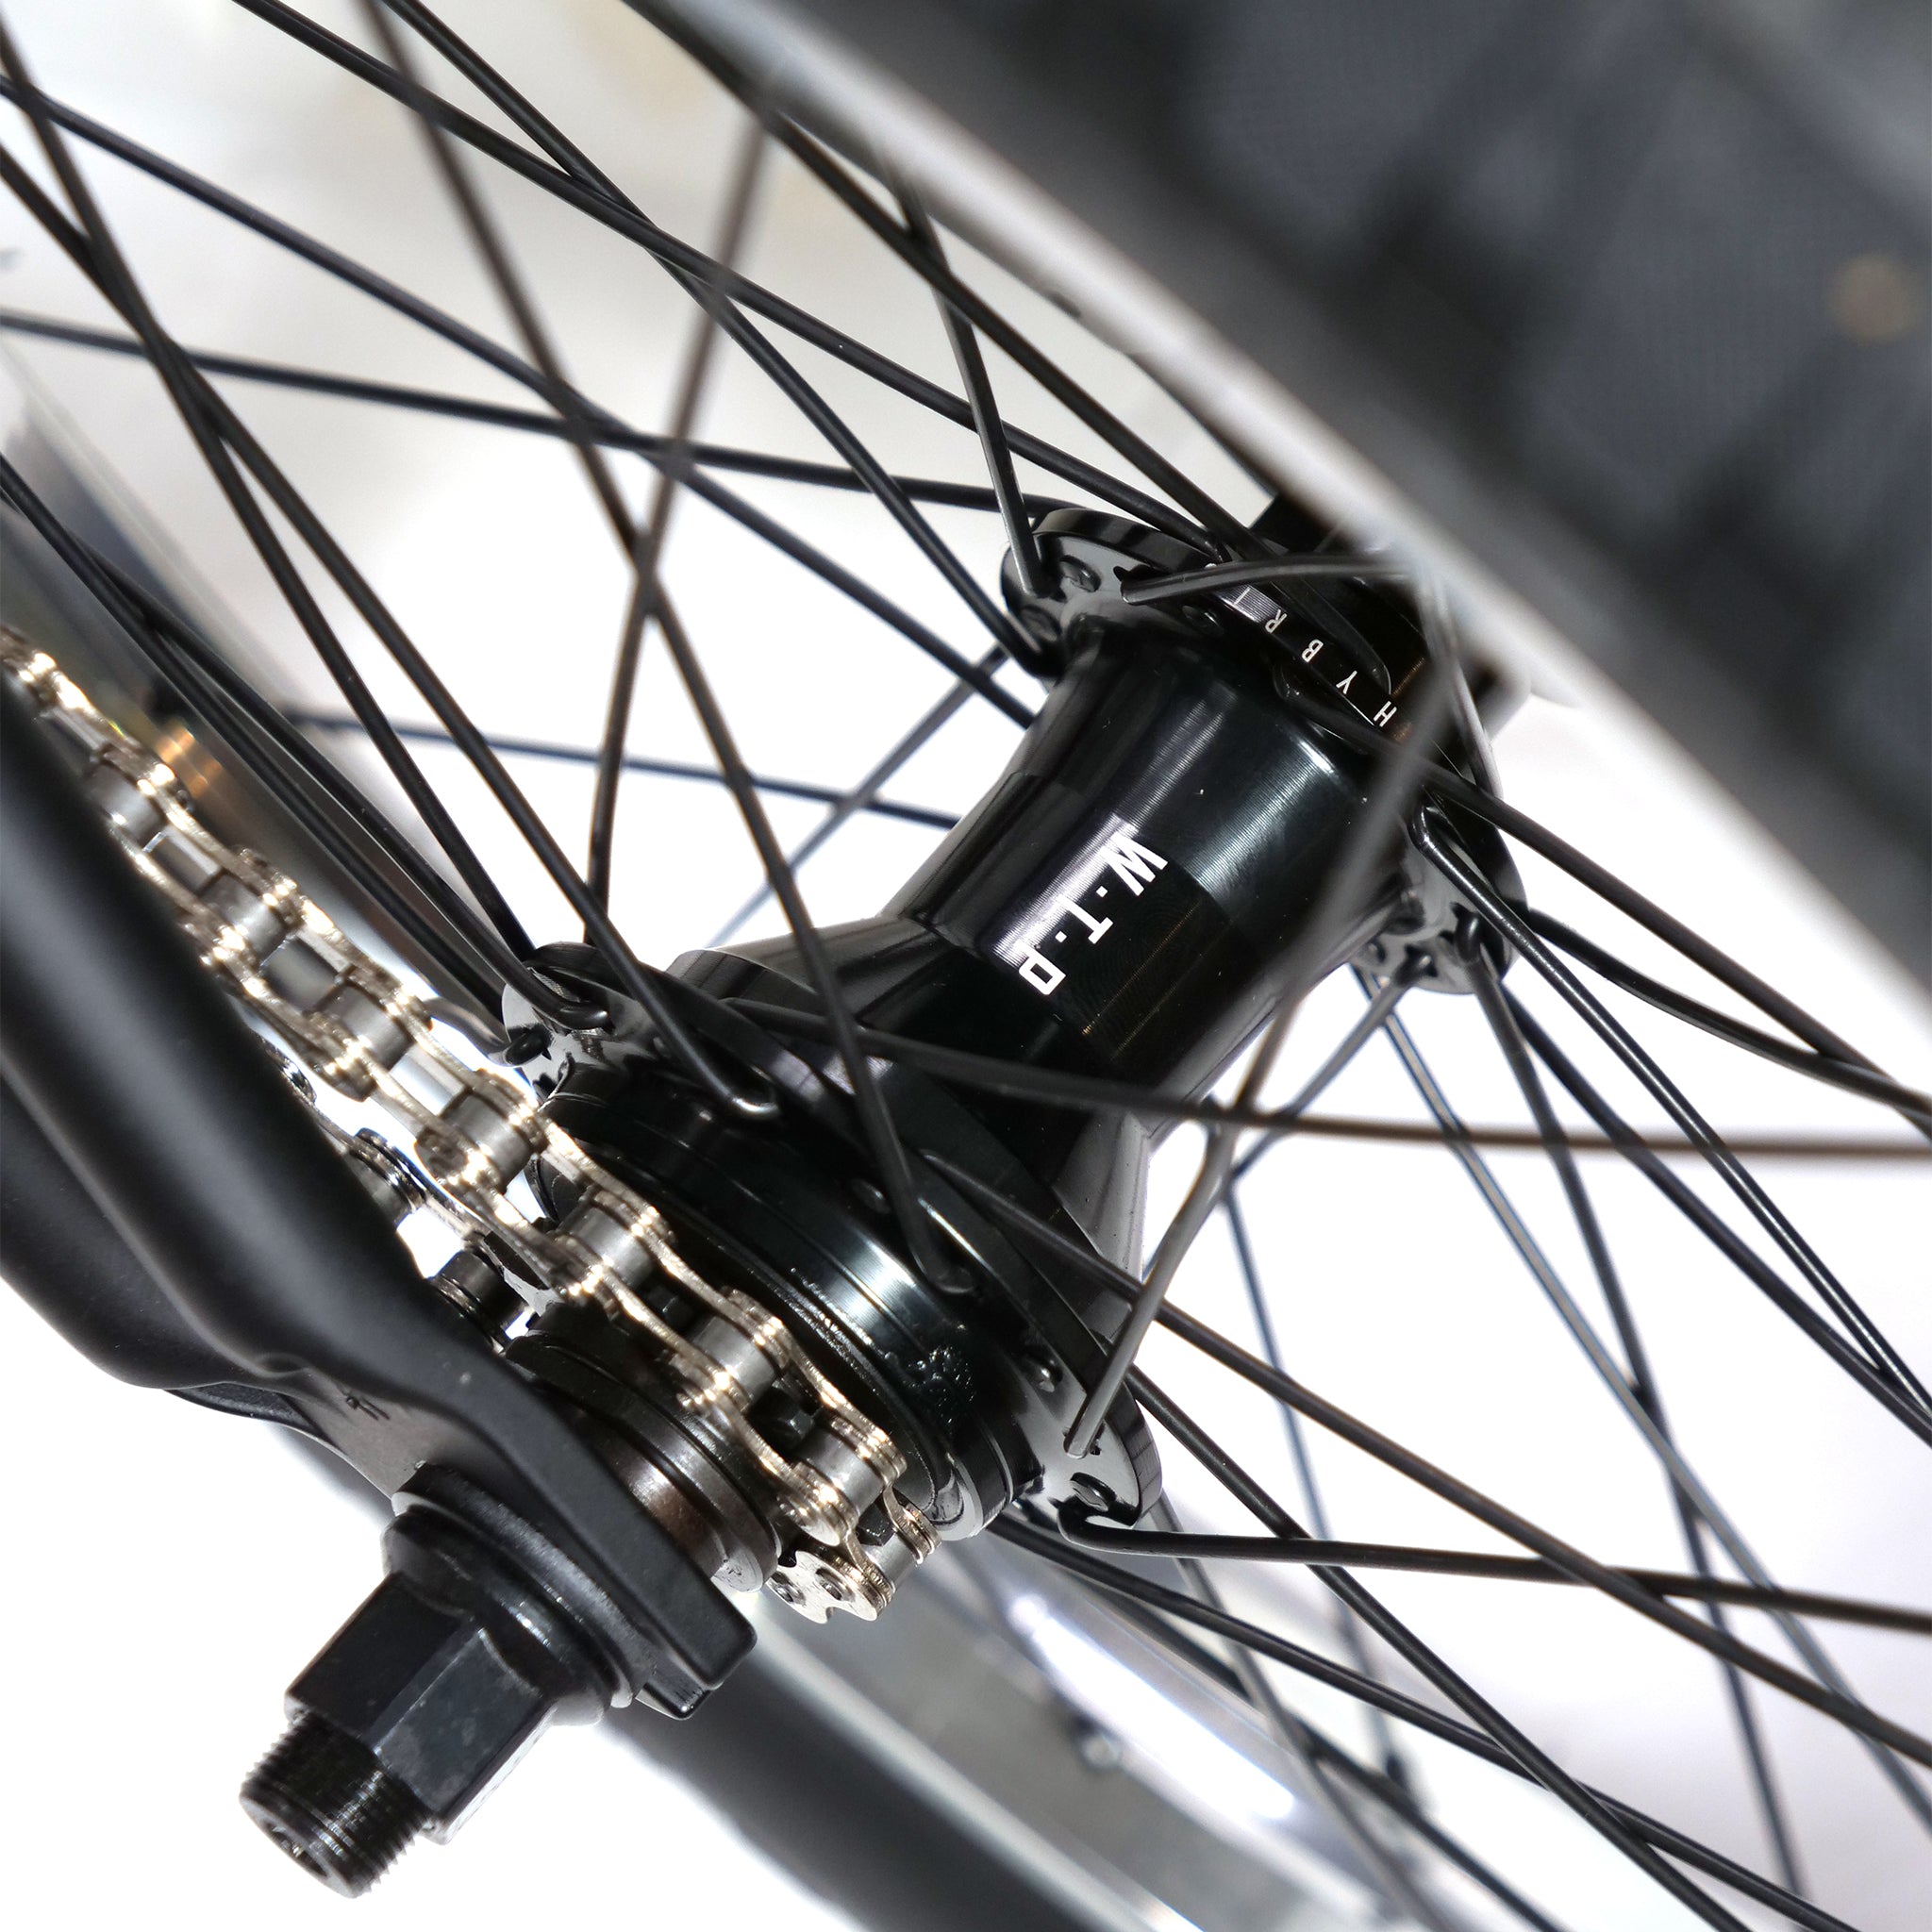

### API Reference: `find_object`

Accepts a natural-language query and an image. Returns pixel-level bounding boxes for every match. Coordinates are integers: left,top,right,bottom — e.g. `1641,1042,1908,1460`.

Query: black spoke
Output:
1122,556,1407,605
0,139,539,971
1425,958,1808,1875
933,1134,1932,1765
0,302,1074,512
1418,813,1931,1415
1064,661,1458,1459
1466,950,1911,1851
637,584,959,1290
1129,1374,1752,1930
363,0,758,938
588,121,766,910
992,1518,1852,1932
897,191,1049,600
1058,1516,1932,1636
1502,994,1932,1451
1460,950,1855,1870
679,467,1032,724
1304,1735,1574,1932
687,286,1039,666
224,0,1208,544
0,306,991,504
1176,1543,1465,1932
1265,678,1932,1144
358,0,630,544
1225,1192,1412,1785
0,87,1029,724
1044,1561,1574,1932
0,454,528,1022
718,1008,1930,1161
710,653,998,946
1524,907,1932,1118
289,712,955,831
744,116,1250,547
1230,961,1421,1183
220,0,1190,612
0,74,769,1118
1156,1308,1932,1762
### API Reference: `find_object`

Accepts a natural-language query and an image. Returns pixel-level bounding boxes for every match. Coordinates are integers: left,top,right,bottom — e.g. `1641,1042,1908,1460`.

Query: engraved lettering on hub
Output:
1018,949,1066,995
1010,827,1169,996
1058,896,1113,943
1101,831,1167,897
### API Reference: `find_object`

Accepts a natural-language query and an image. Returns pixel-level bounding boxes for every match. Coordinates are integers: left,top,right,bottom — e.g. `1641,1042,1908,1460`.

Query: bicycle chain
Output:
1,628,934,1621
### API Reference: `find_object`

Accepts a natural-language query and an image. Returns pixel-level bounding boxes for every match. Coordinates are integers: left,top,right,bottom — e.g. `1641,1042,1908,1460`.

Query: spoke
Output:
748,117,1250,547
709,653,995,946
289,712,955,831
1414,577,1504,798
1225,1192,1412,1786
1464,950,1917,1846
358,0,630,544
1122,556,1407,604
1058,1582,1577,1932
371,0,624,196
1502,994,1932,1452
1063,660,1458,1459
1264,679,1932,1144
0,89,1029,724
1230,961,1422,1182
641,587,959,1288
1058,1518,1932,1636
1155,1308,1932,1763
0,138,538,968
991,1519,1853,1932
722,1004,1930,1158
1403,955,1807,1873
1304,1737,1574,1932
676,467,1031,724
897,191,1049,601
1419,813,1931,1415
219,1,1135,655
1159,1523,1464,1932
0,454,525,1021
951,1121,1932,1773
1129,1374,1751,1930
931,1156,1932,1766
363,6,774,939
688,280,1038,665
0,305,1055,508
0,301,1074,511
1524,908,1932,1117
0,84,768,1118
224,0,1208,543
588,120,766,910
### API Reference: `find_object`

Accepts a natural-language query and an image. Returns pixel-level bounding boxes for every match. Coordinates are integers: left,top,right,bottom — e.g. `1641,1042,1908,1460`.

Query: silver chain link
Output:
2,628,934,1620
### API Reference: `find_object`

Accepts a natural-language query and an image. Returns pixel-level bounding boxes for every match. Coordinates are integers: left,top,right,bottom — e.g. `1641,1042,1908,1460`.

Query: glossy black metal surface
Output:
691,512,1432,1266
514,519,1502,1548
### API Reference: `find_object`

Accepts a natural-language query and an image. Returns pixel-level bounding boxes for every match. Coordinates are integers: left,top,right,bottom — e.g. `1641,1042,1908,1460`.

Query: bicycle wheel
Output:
0,5,1926,1930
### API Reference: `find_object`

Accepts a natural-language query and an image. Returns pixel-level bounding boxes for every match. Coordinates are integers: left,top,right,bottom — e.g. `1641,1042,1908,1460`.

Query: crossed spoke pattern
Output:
1,6,1927,1927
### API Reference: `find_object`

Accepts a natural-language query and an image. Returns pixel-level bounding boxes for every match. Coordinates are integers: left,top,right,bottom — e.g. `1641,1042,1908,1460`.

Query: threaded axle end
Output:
240,1713,430,1897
